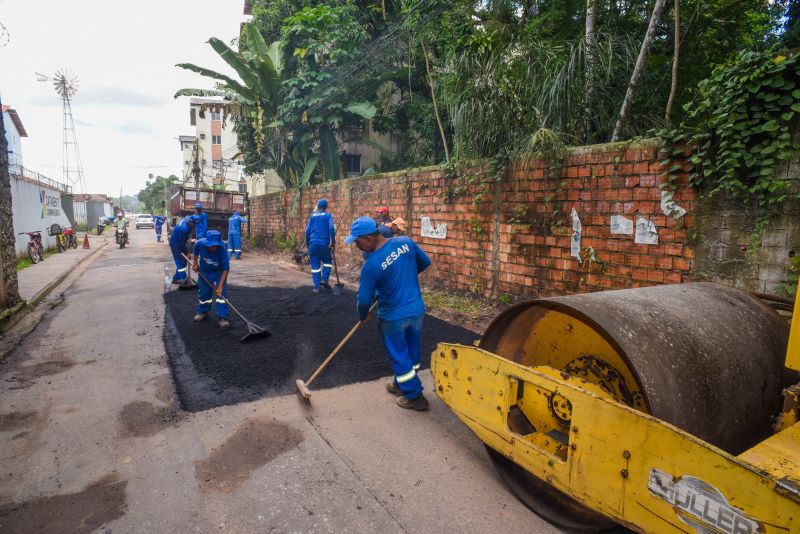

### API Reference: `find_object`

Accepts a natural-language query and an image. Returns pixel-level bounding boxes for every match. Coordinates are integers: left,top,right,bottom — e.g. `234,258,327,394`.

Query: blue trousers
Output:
228,233,242,259
155,227,162,242
309,244,332,289
197,271,229,318
170,243,188,282
379,315,424,399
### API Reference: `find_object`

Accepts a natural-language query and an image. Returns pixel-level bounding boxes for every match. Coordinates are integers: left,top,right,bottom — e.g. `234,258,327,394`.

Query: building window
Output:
211,111,221,121
190,109,196,126
345,154,361,174
212,135,222,145
239,182,248,193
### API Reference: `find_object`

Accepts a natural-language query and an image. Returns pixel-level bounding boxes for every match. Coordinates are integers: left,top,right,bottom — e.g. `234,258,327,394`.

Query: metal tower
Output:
35,69,87,194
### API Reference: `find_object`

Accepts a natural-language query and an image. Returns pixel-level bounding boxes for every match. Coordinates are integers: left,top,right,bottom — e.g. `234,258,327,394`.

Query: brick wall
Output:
249,139,698,298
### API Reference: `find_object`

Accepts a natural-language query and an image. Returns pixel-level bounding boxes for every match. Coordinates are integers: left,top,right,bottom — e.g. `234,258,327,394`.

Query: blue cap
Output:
317,198,328,209
204,230,225,247
195,202,203,209
344,216,378,244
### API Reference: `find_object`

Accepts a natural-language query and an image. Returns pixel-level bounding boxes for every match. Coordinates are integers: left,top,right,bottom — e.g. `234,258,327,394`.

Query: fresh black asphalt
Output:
163,285,478,412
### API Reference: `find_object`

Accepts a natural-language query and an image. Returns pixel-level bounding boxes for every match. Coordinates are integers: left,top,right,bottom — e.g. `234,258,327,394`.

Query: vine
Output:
658,48,800,246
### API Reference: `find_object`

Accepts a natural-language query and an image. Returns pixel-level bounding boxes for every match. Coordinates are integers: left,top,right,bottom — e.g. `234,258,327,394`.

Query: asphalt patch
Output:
118,401,185,438
164,286,478,411
0,474,127,534
195,417,304,493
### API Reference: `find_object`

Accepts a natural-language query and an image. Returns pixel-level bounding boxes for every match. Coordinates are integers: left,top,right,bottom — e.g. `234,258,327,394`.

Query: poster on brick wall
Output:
635,215,659,245
610,215,633,235
570,208,582,260
420,216,447,239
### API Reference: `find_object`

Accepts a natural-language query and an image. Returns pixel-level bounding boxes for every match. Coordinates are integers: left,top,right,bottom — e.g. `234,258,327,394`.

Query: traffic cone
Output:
83,233,90,249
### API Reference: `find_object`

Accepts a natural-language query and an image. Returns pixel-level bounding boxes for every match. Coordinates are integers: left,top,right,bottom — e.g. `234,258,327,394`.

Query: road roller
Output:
432,282,800,532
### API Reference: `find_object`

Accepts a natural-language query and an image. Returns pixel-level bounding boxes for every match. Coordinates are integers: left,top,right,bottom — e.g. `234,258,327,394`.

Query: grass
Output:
16,258,32,271
422,288,496,321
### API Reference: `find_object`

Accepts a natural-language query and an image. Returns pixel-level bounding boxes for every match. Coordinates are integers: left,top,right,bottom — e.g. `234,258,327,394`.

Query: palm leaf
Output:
207,37,259,90
344,102,377,119
175,63,257,101
173,88,229,99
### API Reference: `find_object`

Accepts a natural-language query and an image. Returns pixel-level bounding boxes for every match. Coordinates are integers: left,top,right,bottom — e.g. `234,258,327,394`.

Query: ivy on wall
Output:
658,49,800,243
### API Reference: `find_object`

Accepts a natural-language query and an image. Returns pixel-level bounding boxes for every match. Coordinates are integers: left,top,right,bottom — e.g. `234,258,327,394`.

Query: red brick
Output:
663,271,682,284
673,257,692,271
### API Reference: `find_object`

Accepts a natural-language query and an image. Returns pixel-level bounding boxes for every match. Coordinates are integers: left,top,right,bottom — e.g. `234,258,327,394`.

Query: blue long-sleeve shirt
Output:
357,236,431,321
305,210,335,248
193,212,208,239
192,238,230,274
228,213,247,234
154,215,165,229
169,216,193,251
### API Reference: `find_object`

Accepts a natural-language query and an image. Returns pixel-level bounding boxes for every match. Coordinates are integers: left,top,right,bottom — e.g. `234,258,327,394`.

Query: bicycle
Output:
19,231,45,263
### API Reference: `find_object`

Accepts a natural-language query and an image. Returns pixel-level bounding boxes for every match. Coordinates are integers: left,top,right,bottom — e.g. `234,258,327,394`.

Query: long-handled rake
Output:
296,302,376,399
181,253,271,342
331,248,344,296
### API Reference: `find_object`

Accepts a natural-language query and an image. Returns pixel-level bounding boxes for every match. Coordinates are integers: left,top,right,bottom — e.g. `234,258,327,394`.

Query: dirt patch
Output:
146,374,175,404
195,417,304,493
0,411,37,432
164,285,478,411
3,358,76,390
118,401,185,438
0,474,127,534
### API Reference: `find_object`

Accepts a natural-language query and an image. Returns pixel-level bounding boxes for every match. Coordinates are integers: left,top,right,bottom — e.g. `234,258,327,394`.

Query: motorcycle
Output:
116,226,127,249
64,227,78,249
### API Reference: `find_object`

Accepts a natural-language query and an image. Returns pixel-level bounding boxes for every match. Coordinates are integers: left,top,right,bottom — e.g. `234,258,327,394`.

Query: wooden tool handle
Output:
305,302,377,387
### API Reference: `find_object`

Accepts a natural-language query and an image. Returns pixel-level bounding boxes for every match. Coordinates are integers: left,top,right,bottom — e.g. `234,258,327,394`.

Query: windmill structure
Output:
35,69,87,194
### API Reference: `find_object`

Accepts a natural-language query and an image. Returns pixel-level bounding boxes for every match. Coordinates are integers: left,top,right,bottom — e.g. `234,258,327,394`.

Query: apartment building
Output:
181,98,243,191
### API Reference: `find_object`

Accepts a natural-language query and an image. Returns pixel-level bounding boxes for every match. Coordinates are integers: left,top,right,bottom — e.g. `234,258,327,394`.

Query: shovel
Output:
181,253,271,342
331,248,344,296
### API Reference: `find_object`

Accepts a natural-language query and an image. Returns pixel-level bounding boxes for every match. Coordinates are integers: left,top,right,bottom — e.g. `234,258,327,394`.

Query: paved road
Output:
0,227,560,533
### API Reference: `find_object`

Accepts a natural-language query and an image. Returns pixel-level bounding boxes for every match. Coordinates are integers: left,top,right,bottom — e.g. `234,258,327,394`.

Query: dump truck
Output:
432,282,799,532
169,186,247,235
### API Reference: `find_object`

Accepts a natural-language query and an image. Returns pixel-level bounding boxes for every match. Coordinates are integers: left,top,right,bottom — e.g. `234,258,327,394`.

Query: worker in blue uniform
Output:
304,198,336,293
154,215,165,242
168,216,195,284
191,230,230,328
227,210,247,259
345,216,432,411
193,202,208,240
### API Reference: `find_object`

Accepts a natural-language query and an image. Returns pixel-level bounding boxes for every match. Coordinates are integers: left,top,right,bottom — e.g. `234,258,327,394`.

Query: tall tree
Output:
581,0,599,141
0,96,21,309
664,0,680,124
611,0,668,141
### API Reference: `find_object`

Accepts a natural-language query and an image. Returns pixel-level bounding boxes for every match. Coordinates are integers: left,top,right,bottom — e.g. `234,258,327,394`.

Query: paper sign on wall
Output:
420,216,447,239
661,191,687,219
635,215,659,245
610,215,633,235
571,208,582,260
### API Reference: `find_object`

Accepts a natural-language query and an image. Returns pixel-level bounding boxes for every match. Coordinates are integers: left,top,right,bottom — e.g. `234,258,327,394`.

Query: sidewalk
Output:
17,234,108,303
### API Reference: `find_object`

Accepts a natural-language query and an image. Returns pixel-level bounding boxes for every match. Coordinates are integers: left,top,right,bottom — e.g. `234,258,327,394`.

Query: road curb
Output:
1,239,110,333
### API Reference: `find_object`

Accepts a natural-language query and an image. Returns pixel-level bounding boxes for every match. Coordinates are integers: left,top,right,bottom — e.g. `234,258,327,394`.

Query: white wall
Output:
3,110,24,167
11,175,72,255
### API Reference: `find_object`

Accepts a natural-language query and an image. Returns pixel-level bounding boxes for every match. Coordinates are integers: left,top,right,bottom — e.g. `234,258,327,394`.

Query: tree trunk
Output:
665,0,680,124
420,39,450,163
581,0,598,142
611,0,668,141
0,95,21,309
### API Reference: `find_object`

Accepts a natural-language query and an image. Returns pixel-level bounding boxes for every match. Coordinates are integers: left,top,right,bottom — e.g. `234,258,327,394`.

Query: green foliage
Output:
774,255,800,298
16,257,32,271
658,49,800,242
137,175,179,215
275,231,299,251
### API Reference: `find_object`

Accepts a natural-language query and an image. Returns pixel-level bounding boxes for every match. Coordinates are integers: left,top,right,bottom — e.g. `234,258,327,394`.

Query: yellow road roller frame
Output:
432,343,800,533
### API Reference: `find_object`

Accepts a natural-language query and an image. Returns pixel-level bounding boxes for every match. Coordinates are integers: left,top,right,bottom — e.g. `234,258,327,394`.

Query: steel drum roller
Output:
478,282,791,530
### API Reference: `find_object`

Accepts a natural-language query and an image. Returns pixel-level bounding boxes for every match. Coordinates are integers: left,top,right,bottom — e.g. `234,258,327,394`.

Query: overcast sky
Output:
0,0,245,196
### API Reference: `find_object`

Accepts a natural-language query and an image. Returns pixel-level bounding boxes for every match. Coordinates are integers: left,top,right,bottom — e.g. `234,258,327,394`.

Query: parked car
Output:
136,214,154,229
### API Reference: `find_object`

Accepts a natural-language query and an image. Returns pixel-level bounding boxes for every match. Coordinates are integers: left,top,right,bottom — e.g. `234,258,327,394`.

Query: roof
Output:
189,98,232,106
74,193,112,203
2,105,28,137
